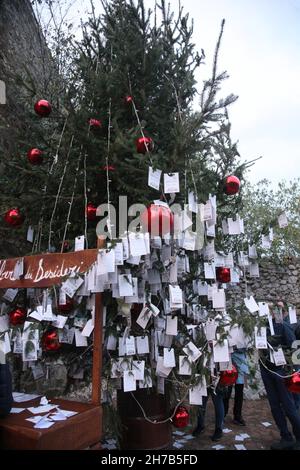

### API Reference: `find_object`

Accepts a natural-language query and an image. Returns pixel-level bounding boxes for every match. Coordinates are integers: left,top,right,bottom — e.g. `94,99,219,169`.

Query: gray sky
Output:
53,0,300,184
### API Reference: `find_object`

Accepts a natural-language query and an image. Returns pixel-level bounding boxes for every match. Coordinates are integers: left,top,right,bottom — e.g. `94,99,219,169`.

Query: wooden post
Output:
91,237,105,405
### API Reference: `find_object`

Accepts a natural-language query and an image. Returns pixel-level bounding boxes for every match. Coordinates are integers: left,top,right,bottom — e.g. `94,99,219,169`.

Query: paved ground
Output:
171,398,281,450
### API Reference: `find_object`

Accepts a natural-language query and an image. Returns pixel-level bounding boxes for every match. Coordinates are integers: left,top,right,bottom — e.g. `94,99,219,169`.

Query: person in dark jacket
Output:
0,351,13,418
259,304,300,450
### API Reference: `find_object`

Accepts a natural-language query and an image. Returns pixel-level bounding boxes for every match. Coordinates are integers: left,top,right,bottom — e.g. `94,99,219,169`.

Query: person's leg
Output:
223,385,232,417
260,365,293,445
275,373,300,441
210,388,224,441
233,383,245,424
193,395,208,435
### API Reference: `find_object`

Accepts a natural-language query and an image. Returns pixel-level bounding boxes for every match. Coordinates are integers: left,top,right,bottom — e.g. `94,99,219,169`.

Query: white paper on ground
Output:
10,407,25,413
13,392,41,402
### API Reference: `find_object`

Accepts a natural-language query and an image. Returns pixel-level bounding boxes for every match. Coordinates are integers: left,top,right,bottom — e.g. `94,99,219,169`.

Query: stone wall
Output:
227,258,300,311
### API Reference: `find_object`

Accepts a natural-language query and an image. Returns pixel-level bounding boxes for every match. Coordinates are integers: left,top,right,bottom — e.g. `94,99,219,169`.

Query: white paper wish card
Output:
136,306,152,330
52,315,68,329
27,226,34,243
125,277,139,303
272,348,287,366
121,236,129,260
204,319,217,341
123,370,137,392
249,262,260,277
166,316,178,336
129,232,148,257
132,360,145,381
213,339,230,363
3,288,18,303
178,356,192,375
97,249,116,275
248,244,258,259
254,326,268,349
183,341,201,362
163,348,176,367
148,166,162,190
0,315,9,333
212,289,226,310
189,377,207,405
204,262,216,280
107,334,117,351
188,192,198,214
118,274,134,297
75,329,88,347
136,336,150,354
81,319,94,337
289,306,297,324
278,212,288,228
169,285,183,309
244,296,259,313
182,231,197,251
156,356,173,378
228,215,244,235
258,302,270,317
125,336,136,356
163,172,180,193
75,235,85,251
61,277,84,298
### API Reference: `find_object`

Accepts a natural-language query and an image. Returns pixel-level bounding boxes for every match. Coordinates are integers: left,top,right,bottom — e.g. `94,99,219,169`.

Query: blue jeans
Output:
196,388,224,431
260,364,300,441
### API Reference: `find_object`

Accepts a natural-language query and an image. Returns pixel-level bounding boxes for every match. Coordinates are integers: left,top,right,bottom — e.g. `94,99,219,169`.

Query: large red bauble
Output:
42,329,61,352
57,297,74,314
219,365,238,386
141,204,174,237
4,208,24,227
136,136,154,154
285,372,300,394
27,148,43,165
216,267,231,283
34,99,52,117
224,175,240,195
172,406,189,428
86,202,97,221
89,118,102,129
9,308,26,326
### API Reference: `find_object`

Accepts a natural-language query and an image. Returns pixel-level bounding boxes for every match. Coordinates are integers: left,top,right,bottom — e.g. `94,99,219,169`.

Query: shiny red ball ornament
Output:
9,308,26,326
125,95,133,104
141,204,174,237
86,202,97,221
219,365,238,386
172,406,189,428
285,372,300,394
27,148,43,165
4,208,24,227
34,99,52,117
216,267,231,283
136,136,154,154
89,118,102,129
57,297,74,314
42,329,61,352
224,175,240,195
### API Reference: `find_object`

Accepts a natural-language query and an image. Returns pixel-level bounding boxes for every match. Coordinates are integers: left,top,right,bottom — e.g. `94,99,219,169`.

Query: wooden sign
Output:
0,249,98,288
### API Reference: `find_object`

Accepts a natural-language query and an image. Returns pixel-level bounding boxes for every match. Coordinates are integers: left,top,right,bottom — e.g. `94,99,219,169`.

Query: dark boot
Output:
211,428,223,441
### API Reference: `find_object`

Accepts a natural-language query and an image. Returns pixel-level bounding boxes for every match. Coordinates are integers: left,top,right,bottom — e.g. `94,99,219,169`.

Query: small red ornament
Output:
9,308,26,326
172,406,189,428
57,297,74,313
219,365,238,386
125,95,133,104
141,204,174,237
224,175,240,195
136,136,154,154
285,372,300,394
86,202,97,221
42,329,61,352
89,118,102,129
27,148,43,165
216,267,231,283
103,165,115,171
62,241,70,252
34,99,52,117
4,208,24,227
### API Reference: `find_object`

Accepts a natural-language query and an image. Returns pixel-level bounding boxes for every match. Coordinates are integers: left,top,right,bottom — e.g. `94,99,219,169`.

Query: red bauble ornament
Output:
125,95,133,104
103,165,115,171
42,329,61,352
219,365,238,386
141,204,174,237
173,406,189,428
285,372,300,394
89,118,102,130
224,175,240,195
86,202,97,221
27,148,43,165
34,99,52,117
9,308,26,326
4,208,24,227
57,297,74,314
216,267,231,283
62,241,70,252
136,136,154,154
